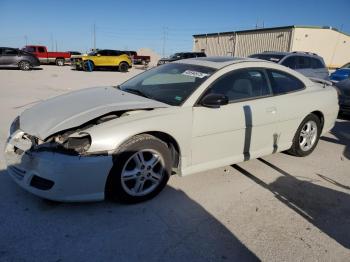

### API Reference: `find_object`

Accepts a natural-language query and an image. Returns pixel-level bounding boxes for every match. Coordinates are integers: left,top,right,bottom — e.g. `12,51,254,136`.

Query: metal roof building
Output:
192,25,350,68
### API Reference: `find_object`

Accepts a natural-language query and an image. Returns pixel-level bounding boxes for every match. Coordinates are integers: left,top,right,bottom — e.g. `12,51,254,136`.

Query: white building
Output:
193,25,350,68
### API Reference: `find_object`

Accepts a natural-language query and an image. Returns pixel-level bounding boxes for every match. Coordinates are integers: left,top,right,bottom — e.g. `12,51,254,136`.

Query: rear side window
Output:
267,70,305,94
207,68,271,102
2,48,18,55
310,58,324,69
281,56,298,69
297,56,311,69
38,47,45,53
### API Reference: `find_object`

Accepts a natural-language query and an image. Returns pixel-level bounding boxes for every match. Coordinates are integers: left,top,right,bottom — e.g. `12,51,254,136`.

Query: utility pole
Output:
51,34,54,51
93,23,96,51
162,27,168,57
55,40,58,52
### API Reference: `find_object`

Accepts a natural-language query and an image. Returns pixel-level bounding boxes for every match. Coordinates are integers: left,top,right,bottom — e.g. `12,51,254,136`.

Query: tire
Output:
83,60,94,72
288,113,321,157
118,62,129,72
106,134,172,203
55,58,65,66
18,61,31,71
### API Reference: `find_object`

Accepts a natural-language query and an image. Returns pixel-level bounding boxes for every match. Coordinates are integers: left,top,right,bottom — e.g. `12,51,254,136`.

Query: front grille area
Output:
8,166,26,180
30,175,54,190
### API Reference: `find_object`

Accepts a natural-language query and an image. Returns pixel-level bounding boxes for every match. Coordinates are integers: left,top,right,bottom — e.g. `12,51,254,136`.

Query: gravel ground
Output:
0,65,349,262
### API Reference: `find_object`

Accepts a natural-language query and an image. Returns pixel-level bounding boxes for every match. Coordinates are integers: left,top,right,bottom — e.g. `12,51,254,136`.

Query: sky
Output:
0,0,349,57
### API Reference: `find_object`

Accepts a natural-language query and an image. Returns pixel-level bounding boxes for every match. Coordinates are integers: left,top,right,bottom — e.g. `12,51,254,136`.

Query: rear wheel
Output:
18,61,31,71
118,62,129,72
55,58,65,66
288,114,321,157
106,134,172,203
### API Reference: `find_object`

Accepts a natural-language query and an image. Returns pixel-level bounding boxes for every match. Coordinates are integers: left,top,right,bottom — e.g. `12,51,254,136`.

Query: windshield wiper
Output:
122,88,152,99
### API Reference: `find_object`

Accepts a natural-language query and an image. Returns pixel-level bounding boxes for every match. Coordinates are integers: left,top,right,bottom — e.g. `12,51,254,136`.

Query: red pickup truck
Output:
123,51,150,65
22,45,71,66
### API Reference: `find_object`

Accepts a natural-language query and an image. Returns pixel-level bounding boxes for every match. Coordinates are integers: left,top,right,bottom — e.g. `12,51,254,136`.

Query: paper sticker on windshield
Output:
182,70,209,78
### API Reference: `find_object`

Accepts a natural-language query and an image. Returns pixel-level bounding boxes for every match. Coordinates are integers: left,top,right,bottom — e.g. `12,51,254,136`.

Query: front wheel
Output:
118,62,129,72
288,114,321,157
83,60,94,72
18,61,31,71
106,134,172,203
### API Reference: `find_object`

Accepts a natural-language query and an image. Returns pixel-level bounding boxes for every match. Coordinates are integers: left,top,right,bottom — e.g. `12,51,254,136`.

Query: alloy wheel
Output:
299,120,318,151
120,150,164,196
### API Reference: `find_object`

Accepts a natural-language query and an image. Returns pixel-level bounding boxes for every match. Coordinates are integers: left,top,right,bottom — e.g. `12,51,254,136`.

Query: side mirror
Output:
201,93,228,108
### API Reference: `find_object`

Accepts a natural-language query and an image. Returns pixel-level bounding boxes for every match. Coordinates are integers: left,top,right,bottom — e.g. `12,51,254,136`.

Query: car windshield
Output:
119,63,215,106
341,63,350,69
250,54,286,63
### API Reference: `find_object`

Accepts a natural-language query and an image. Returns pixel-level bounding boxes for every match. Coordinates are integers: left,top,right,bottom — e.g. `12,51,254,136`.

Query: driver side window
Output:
206,68,271,102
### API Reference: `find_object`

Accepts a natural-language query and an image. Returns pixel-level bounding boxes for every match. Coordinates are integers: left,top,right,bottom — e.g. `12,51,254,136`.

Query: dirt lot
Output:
0,65,349,262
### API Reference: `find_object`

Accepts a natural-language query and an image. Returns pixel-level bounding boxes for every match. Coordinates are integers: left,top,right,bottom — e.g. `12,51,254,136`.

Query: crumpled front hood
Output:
20,86,169,140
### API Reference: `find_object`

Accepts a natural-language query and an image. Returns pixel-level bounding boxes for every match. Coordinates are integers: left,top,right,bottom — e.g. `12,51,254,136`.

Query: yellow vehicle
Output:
76,49,132,72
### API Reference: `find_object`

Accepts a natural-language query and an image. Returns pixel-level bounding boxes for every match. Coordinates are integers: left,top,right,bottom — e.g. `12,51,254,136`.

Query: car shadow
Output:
0,169,258,262
70,67,129,73
232,158,350,249
320,117,350,159
0,67,43,71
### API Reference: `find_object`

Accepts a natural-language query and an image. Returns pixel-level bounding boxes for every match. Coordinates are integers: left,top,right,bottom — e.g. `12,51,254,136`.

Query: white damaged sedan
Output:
5,57,339,203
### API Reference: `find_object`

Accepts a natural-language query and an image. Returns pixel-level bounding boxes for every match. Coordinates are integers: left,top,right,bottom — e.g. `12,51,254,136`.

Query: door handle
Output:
266,107,277,114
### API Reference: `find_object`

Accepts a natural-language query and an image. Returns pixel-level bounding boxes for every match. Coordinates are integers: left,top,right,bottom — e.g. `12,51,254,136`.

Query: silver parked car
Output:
5,57,338,203
0,47,40,70
250,51,329,80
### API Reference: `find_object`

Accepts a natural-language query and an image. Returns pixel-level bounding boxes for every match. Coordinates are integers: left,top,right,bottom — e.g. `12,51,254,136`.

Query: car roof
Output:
255,51,322,58
0,47,17,49
174,56,268,69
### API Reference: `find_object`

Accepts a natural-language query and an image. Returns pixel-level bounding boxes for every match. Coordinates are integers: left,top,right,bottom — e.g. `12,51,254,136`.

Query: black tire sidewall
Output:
56,59,64,66
291,114,321,157
106,135,172,203
83,61,94,72
119,62,128,72
19,61,30,71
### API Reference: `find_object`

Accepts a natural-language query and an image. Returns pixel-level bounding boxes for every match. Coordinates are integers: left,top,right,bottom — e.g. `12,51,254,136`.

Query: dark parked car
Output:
330,62,350,82
249,51,329,80
67,51,83,64
157,52,206,66
123,51,151,65
0,47,40,70
335,78,350,115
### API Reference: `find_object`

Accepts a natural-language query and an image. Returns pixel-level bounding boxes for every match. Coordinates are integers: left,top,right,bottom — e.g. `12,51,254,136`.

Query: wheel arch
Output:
310,110,324,132
18,60,31,66
114,131,181,170
119,60,131,66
